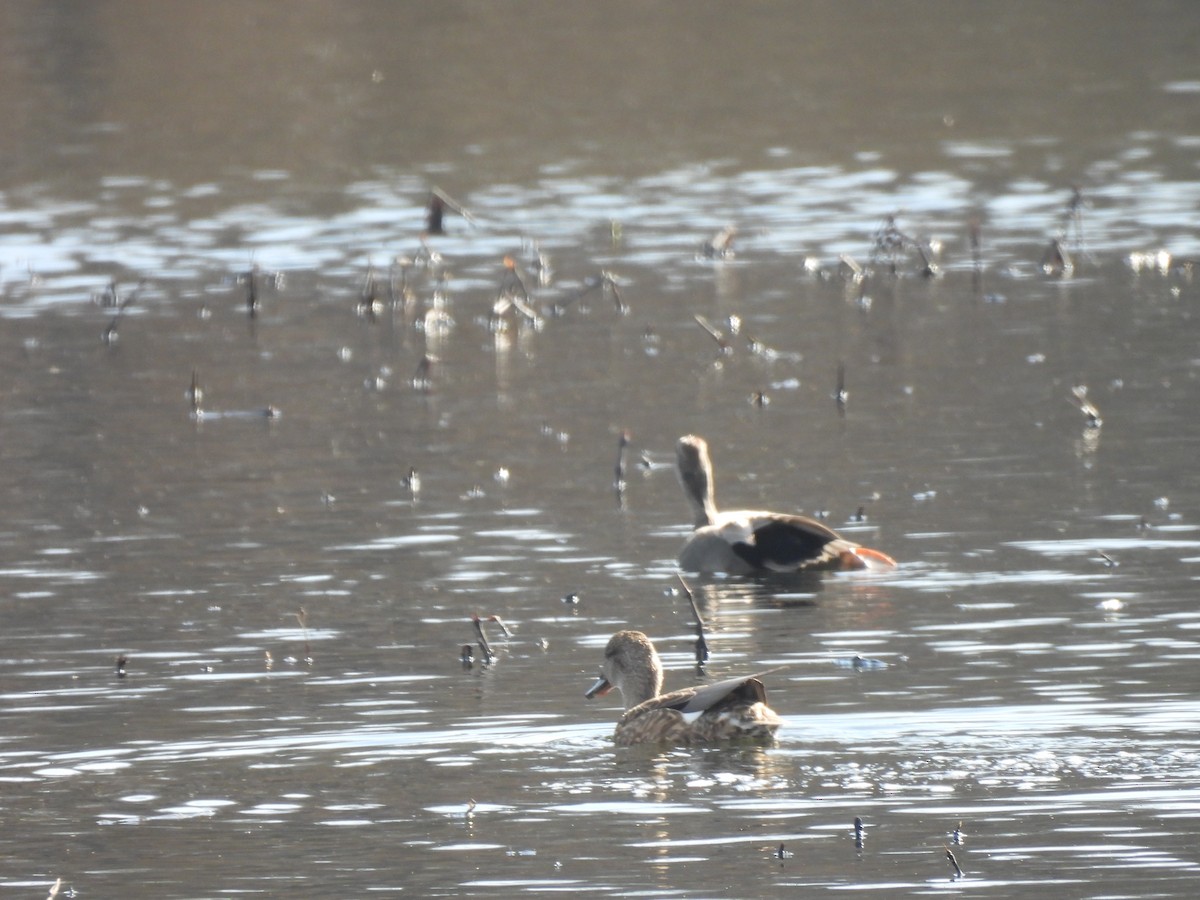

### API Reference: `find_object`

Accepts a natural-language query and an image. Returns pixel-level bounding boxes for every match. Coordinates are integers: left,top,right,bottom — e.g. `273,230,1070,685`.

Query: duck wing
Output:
625,673,769,721
730,515,851,571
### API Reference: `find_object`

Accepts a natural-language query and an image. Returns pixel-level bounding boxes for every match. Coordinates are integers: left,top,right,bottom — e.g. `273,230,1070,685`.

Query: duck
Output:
585,630,781,746
675,434,896,575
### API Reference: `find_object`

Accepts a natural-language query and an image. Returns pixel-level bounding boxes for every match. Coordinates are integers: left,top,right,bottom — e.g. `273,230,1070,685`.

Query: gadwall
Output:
585,630,781,746
675,434,896,575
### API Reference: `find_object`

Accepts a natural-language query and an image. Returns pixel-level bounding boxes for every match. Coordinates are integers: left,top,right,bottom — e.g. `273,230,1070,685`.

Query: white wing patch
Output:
714,512,771,545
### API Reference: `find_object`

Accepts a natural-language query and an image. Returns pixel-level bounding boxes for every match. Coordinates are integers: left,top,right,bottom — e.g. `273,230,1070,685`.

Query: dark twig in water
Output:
729,315,795,361
187,370,204,415
693,314,731,356
411,235,443,270
239,406,279,420
968,217,999,300
968,218,983,274
945,846,964,879
1070,385,1102,428
296,607,311,660
870,214,940,277
242,265,260,317
838,255,873,308
872,215,906,273
1041,237,1074,277
554,270,626,315
614,429,631,502
855,275,871,310
94,279,121,308
911,238,940,278
601,271,626,313
101,279,145,345
412,355,437,392
426,192,446,235
491,256,542,330
701,224,737,259
676,574,710,667
1039,185,1091,275
1063,184,1087,254
839,254,866,283
388,256,416,314
233,264,282,317
470,613,495,665
359,261,383,319
524,239,553,287
187,376,279,421
485,614,514,638
426,187,477,234
402,466,421,499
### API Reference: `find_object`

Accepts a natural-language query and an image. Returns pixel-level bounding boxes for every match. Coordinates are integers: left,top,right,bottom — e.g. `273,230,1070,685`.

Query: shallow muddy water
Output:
2,2,1200,897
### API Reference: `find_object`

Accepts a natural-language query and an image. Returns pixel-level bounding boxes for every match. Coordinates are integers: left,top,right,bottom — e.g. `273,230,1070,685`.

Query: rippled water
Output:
2,2,1200,897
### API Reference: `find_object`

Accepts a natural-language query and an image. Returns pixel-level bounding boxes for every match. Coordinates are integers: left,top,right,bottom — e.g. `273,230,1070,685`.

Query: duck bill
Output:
849,547,898,570
585,675,612,699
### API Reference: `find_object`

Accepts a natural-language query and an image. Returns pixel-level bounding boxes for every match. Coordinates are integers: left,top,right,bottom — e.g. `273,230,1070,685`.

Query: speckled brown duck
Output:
675,434,896,575
585,630,781,746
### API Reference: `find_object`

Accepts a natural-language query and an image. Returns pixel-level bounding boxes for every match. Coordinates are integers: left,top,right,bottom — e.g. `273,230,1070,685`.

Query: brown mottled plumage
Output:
585,630,781,746
675,434,896,575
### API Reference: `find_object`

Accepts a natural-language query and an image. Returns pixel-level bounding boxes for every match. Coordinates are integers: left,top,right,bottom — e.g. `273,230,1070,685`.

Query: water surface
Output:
2,2,1200,897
